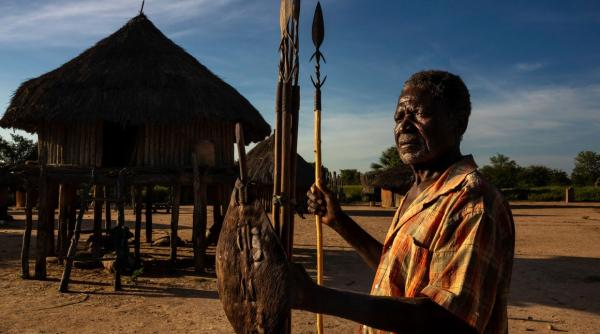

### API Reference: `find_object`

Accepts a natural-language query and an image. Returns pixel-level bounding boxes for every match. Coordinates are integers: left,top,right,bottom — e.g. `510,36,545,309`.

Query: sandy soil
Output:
0,201,599,333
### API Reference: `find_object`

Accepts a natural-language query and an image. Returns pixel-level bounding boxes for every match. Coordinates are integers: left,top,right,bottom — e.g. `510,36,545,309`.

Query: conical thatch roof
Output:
371,165,414,193
247,135,313,188
1,14,270,143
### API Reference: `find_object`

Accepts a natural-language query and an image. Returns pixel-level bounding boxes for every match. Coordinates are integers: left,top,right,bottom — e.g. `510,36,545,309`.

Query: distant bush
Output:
341,185,363,203
527,187,564,201
574,187,600,202
501,186,600,202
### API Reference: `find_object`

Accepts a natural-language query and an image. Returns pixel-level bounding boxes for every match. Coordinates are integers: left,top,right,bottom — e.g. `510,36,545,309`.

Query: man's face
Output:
394,86,459,165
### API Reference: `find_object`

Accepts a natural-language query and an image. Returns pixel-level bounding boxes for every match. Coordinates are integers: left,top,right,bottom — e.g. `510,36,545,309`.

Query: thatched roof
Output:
371,165,414,193
246,135,313,188
1,14,270,143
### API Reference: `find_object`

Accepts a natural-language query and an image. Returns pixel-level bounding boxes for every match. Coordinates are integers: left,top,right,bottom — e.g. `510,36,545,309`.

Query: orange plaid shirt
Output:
363,155,515,334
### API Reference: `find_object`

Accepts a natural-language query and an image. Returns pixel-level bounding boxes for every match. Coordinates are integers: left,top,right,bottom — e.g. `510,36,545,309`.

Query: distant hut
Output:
372,165,413,208
246,135,313,213
0,14,270,281
360,170,381,204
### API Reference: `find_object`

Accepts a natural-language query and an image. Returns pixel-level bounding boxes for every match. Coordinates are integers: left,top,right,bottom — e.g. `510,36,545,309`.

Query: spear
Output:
311,2,326,334
273,0,291,234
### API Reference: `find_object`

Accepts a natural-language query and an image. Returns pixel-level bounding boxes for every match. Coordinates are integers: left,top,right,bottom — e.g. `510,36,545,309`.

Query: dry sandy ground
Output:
0,202,599,333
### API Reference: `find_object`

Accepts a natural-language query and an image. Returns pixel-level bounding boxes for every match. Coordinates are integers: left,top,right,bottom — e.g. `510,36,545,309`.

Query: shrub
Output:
341,185,363,203
574,187,600,202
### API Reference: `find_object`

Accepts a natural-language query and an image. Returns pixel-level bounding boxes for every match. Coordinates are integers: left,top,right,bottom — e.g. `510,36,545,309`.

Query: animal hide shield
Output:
216,180,291,333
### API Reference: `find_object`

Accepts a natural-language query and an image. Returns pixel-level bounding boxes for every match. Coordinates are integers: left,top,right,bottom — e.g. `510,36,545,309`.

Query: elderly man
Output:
292,70,515,334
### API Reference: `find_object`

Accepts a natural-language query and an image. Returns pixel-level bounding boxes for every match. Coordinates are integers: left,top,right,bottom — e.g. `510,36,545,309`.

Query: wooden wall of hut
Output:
137,119,235,168
38,121,102,166
37,119,235,168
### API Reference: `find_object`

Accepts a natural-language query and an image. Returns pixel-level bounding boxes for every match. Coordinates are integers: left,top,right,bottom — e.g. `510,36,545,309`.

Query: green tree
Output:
339,169,361,185
0,134,37,165
371,146,402,170
517,165,571,187
479,153,521,189
571,151,600,186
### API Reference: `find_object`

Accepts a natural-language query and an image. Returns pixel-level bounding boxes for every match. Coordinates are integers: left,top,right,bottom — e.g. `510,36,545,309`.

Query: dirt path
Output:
0,202,599,333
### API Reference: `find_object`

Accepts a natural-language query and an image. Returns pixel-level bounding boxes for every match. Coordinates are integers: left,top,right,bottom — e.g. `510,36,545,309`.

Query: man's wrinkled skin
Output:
290,84,476,333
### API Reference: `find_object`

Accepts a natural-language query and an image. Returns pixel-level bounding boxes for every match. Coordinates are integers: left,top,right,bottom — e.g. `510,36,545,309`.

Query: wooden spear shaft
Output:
311,3,326,333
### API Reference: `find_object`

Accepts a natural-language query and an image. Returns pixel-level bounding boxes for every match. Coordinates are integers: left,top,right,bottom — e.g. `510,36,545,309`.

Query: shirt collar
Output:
387,155,478,241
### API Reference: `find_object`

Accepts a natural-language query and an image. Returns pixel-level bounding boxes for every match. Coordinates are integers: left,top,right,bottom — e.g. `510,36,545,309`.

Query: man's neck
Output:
410,147,463,188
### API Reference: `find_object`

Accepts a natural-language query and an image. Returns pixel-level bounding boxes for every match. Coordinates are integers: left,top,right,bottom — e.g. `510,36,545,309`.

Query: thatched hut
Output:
371,165,413,208
1,14,270,283
1,14,269,167
246,135,313,213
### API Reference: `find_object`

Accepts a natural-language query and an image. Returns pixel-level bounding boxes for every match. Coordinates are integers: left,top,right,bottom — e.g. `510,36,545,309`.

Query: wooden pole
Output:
311,3,326,333
114,170,126,290
192,153,208,272
104,185,111,233
134,186,142,266
20,183,33,279
34,149,49,280
57,184,69,263
145,184,153,243
59,182,92,292
170,181,181,265
92,185,103,258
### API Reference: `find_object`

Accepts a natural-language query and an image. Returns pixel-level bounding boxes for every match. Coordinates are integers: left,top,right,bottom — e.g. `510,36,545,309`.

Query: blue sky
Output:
0,0,599,173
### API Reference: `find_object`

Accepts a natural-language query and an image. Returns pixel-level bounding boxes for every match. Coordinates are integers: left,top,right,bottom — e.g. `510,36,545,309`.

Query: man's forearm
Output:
297,285,475,334
331,212,383,270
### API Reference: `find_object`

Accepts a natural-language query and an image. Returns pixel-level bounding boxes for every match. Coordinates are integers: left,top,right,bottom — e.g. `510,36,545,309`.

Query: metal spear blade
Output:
312,2,324,49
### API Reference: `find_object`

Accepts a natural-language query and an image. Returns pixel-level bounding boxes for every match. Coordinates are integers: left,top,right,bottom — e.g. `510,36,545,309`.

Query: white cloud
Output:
515,62,544,72
0,0,245,47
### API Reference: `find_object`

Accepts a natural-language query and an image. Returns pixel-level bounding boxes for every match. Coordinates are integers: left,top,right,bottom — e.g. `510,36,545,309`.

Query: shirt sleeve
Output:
420,208,512,333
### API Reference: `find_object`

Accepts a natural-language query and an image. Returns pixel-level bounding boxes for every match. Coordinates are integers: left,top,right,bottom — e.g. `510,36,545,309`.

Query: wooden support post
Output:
59,184,91,292
20,185,33,279
104,185,111,233
92,185,103,258
57,184,69,263
191,154,207,272
134,186,142,266
145,184,153,243
34,160,49,280
170,182,181,265
114,171,126,290
47,183,58,257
